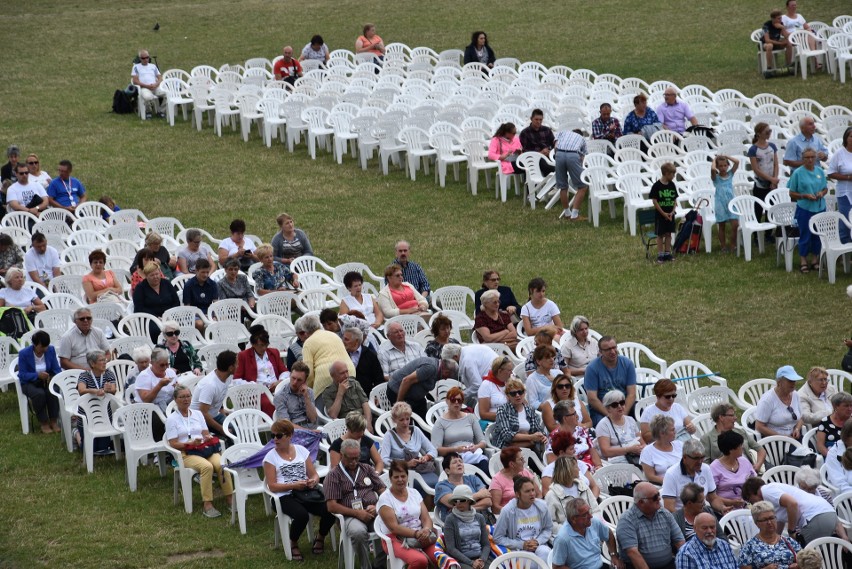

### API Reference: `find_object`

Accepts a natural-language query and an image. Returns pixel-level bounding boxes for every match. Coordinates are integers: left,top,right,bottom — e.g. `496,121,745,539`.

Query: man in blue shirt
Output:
46,160,86,214
391,240,430,298
182,259,218,332
583,335,637,425
783,117,828,172
553,497,622,569
674,512,737,569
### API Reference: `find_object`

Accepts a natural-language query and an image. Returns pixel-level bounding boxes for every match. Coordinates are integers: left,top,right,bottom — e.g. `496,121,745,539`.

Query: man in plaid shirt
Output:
591,103,622,145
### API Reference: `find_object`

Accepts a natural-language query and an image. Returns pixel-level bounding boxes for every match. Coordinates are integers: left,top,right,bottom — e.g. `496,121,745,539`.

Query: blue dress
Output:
714,173,736,222
738,535,800,569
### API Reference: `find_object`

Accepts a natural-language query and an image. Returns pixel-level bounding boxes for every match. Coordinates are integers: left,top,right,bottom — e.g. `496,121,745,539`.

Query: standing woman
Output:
463,31,495,68
747,122,780,223
271,213,313,266
263,419,335,560
520,277,563,338
17,330,61,433
488,123,523,175
355,24,385,64
788,148,827,273
827,127,852,243
167,384,233,518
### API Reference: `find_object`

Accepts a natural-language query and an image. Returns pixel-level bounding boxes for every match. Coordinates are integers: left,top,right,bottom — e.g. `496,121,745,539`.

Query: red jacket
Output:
234,347,287,382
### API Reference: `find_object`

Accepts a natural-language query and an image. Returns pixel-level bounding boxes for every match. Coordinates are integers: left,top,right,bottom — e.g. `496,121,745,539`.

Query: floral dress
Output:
738,535,800,569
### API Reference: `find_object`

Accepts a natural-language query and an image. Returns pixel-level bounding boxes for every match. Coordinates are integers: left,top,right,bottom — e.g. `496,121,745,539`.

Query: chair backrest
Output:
762,465,800,486
737,378,775,407
617,341,667,374
597,495,634,528
757,435,804,468
112,403,165,446
803,537,852,569
593,463,645,493
666,359,725,395
222,408,273,445
719,508,759,552
77,393,123,429
491,551,549,569
48,369,84,412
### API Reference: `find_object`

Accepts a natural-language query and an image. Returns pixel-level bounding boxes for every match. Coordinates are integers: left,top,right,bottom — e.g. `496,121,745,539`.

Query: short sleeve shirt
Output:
640,403,690,434
388,357,438,399
263,445,310,497
817,417,843,451
165,408,207,442
661,462,717,509
190,371,231,415
552,517,610,569
177,244,213,274
321,378,368,418
747,143,778,189
520,300,560,329
0,286,38,308
650,180,678,212
24,246,61,282
640,440,684,478
754,390,801,437
218,236,256,256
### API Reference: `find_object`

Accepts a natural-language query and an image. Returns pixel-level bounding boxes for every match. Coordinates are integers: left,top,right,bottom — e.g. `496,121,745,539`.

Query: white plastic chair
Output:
492,550,549,569
719,508,758,556
267,484,338,560
617,341,667,375
48,369,84,452
756,435,809,468
809,212,852,284
221,442,271,534
728,195,776,261
224,383,274,413
368,383,392,417
76,393,124,473
112,403,169,491
222,408,272,446
737,378,775,408
804,536,852,569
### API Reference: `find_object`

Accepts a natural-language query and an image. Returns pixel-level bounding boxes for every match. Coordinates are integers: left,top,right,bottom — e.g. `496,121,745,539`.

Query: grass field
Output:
1,1,851,567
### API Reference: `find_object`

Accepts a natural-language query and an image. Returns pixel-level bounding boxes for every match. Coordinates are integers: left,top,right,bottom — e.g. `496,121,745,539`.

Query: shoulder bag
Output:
390,429,438,475
609,418,642,468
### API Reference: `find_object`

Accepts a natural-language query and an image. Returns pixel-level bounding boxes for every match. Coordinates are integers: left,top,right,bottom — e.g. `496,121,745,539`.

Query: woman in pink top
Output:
82,249,124,304
488,123,523,175
709,430,754,506
377,264,430,318
355,23,385,59
488,446,541,514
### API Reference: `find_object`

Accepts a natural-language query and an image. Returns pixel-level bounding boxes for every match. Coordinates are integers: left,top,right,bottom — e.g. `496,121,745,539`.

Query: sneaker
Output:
145,112,152,120
656,257,666,265
202,507,222,518
558,210,570,220
157,111,165,118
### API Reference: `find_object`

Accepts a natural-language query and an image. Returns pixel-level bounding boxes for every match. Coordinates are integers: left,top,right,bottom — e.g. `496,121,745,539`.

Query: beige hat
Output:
449,484,475,504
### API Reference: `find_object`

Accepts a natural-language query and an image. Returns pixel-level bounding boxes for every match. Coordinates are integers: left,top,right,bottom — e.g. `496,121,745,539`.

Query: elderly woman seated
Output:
155,320,202,376
251,244,298,295
639,415,683,485
177,229,216,274
0,233,24,277
816,391,852,457
377,264,430,319
798,366,835,430
380,401,439,500
622,93,661,138
560,315,598,377
795,466,849,540
339,271,383,328
596,389,645,464
329,410,384,473
425,313,460,359
0,267,45,319
473,289,517,349
738,500,801,568
434,452,492,522
477,355,513,422
492,377,548,450
271,212,313,265
700,402,765,471
218,258,256,310
755,365,804,440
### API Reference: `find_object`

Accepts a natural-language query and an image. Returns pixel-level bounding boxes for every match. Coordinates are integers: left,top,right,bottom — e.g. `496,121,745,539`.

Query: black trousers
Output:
276,494,337,540
21,381,59,422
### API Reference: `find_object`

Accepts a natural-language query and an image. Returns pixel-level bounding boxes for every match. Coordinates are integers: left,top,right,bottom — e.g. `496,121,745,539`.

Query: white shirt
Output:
521,300,560,329
478,380,507,413
131,62,162,85
825,441,852,493
754,389,801,436
263,445,310,497
24,246,61,283
640,440,684,478
527,371,554,411
218,236,256,256
595,416,642,464
135,367,179,412
518,408,531,433
458,345,497,400
640,403,690,435
661,462,716,509
255,351,276,385
760,483,833,531
29,171,51,189
6,181,47,212
375,488,424,535
828,147,852,199
0,286,38,309
165,408,207,443
190,371,231,414
342,293,377,325
781,14,807,33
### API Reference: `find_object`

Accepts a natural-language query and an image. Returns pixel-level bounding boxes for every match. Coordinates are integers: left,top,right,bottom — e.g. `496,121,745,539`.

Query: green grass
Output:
1,0,851,566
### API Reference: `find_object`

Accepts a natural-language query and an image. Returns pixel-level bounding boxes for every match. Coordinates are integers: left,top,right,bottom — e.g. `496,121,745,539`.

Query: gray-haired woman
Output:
125,345,152,403
177,228,216,274
560,315,598,377
595,389,644,464
701,402,766,472
815,391,852,457
738,500,801,569
639,415,682,484
473,288,517,349
76,350,118,454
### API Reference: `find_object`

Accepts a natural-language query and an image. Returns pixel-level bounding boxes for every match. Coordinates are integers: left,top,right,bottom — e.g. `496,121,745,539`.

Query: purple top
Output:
655,100,694,134
709,456,756,501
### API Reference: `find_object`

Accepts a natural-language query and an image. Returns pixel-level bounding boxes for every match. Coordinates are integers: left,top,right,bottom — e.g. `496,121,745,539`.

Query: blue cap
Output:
775,365,804,381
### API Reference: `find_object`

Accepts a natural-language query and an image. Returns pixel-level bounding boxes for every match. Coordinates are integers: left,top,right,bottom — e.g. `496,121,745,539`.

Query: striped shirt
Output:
393,259,430,293
378,340,426,377
554,130,587,154
323,462,385,509
617,505,684,568
675,532,738,569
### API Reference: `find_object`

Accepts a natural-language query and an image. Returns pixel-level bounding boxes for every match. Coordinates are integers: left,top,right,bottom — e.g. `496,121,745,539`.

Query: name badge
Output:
351,499,363,511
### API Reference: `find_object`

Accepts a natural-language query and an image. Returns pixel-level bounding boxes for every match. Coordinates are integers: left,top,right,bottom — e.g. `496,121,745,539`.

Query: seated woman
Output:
545,456,598,540
134,348,178,440
488,122,523,176
235,324,285,417
0,267,45,319
375,460,439,569
798,366,835,430
474,270,520,317
217,218,258,271
263,419,335,559
560,315,598,377
329,410,384,473
82,249,124,305
133,262,180,341
167,384,233,519
477,355,513,423
76,349,118,454
520,277,563,339
489,446,541,515
526,344,558,411
0,233,25,278
492,377,548,450
463,31,495,68
143,232,178,280
430,387,489,474
177,229,216,275
124,345,152,402
540,430,600,497
271,213,313,266
709,431,755,507
473,289,517,349
738,500,801,569
25,153,51,189
155,321,202,376
218,258,256,310
523,330,569,377
639,379,696,443
493,476,552,564
339,271,383,329
130,249,163,294
434,453,492,522
639,415,683,485
596,389,645,465
441,484,492,569
18,330,61,433
816,392,852,457
251,244,299,295
380,401,439,498
622,93,661,138
542,376,593,433
425,313,461,359
355,23,385,64
545,400,599,471
300,35,330,65
377,264,430,319
754,365,804,440
700,403,765,471
826,421,852,494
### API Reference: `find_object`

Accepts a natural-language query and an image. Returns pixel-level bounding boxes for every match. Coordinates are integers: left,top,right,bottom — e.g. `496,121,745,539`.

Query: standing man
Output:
273,46,302,84
272,361,319,430
783,117,828,172
190,350,237,436
583,335,637,425
57,308,111,370
388,356,458,419
616,482,685,569
591,103,623,146
46,160,86,214
674,512,738,569
553,129,589,221
24,232,62,288
552,498,622,569
519,109,556,175
391,241,430,298
132,49,165,119
656,89,698,134
440,343,497,408
6,162,48,215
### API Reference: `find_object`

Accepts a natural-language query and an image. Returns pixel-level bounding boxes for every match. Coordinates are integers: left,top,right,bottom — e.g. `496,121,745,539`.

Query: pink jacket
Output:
488,135,522,174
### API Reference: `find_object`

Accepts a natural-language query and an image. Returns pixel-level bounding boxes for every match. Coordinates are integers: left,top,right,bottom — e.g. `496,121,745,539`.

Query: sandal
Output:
312,536,325,555
290,546,303,561
800,264,810,274
811,262,820,271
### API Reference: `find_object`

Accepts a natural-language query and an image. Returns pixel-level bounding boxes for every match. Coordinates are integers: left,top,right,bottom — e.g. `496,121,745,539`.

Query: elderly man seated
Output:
662,439,733,514
272,361,318,430
322,360,372,433
553,497,621,569
342,326,384,394
656,89,698,135
674,512,737,569
617,482,685,569
58,307,111,370
388,355,458,420
591,103,623,145
378,320,426,380
132,49,165,119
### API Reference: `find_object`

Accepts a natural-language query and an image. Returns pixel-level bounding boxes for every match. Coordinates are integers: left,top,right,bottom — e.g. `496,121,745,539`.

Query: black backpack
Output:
0,307,33,340
112,89,136,114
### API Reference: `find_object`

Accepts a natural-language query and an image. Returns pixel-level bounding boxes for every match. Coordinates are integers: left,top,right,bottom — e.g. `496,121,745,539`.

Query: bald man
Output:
616,482,684,569
674,512,737,569
131,49,164,118
273,45,302,84
322,360,372,432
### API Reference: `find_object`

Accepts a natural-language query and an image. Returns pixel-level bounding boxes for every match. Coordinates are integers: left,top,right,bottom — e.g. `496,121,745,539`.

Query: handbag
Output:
390,429,438,476
401,528,438,549
184,436,221,459
608,418,642,468
608,481,639,497
292,487,326,504
782,450,817,468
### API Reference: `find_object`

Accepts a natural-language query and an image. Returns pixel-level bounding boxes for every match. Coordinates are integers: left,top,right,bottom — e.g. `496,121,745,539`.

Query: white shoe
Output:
558,210,570,220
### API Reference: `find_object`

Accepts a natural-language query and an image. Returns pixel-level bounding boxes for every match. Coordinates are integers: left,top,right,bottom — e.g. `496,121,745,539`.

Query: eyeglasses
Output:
508,390,525,397
140,56,150,60
16,171,29,176
756,515,776,524
449,397,463,404
663,394,677,400
164,331,179,337
271,432,287,439
27,160,39,165
686,454,705,461
488,277,500,282
608,400,626,408
555,383,571,390
77,316,92,322
787,406,798,421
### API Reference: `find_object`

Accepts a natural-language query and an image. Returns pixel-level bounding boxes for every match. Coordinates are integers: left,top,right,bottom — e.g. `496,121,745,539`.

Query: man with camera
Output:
131,49,165,119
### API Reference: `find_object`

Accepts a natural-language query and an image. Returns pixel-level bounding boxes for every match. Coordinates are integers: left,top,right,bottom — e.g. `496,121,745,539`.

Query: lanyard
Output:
180,410,193,438
338,464,361,494
62,178,76,206
92,373,105,390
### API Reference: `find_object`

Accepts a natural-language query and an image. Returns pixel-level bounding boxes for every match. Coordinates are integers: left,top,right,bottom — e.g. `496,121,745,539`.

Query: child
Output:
711,154,740,254
650,163,678,264
98,195,121,221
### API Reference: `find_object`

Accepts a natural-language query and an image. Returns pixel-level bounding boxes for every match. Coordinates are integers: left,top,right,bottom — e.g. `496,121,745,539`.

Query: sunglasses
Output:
686,454,705,461
27,160,39,165
272,432,287,439
508,390,525,397
77,316,92,322
642,493,661,502
608,400,626,408
663,394,677,400
164,330,179,337
555,383,571,390
140,56,150,60
449,397,463,404
787,406,797,421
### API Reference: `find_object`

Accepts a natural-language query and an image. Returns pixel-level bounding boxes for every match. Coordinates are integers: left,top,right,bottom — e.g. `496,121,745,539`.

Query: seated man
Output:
388,355,458,420
182,259,218,331
190,350,236,436
661,440,730,514
591,103,623,145
46,160,86,214
325,438,387,569
391,240,430,298
342,326,384,394
519,108,556,175
493,476,553,563
273,45,303,84
272,361,318,430
656,89,698,135
617,482,685,569
762,9,794,70
6,162,48,215
132,49,165,118
322,360,372,432
24,232,61,288
435,453,492,521
553,497,620,569
674,512,737,569
377,321,426,380
584,335,637,425
57,307,111,370
0,233,25,278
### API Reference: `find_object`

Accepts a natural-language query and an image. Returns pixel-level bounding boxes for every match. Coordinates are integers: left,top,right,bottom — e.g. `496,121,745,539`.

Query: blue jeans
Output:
795,206,823,257
838,195,851,244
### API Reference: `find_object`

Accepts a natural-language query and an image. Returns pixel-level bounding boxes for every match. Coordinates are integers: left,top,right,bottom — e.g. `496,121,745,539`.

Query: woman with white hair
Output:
0,267,45,318
124,345,152,402
639,415,683,484
738,500,801,569
76,350,118,454
155,321,202,375
142,232,178,280
596,389,644,465
473,288,517,349
798,366,836,430
560,315,598,377
815,391,852,457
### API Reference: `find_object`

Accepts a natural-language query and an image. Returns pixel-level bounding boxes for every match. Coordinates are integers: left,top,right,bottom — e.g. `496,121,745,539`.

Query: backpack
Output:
112,89,136,114
0,307,33,340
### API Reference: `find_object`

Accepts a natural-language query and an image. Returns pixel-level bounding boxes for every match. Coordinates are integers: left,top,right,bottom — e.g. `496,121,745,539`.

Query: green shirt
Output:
322,377,368,417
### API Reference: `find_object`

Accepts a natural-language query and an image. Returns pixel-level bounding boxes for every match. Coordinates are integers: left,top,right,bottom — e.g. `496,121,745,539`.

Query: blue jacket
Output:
18,344,62,384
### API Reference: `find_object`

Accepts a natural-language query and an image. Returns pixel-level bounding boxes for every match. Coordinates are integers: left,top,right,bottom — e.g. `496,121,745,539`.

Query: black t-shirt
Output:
762,20,784,43
330,436,374,465
650,180,678,212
